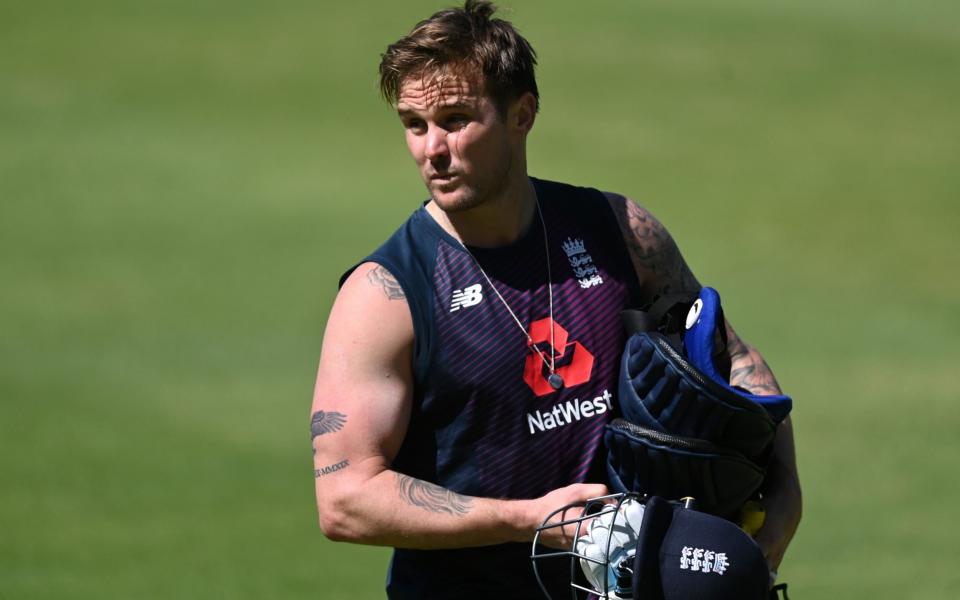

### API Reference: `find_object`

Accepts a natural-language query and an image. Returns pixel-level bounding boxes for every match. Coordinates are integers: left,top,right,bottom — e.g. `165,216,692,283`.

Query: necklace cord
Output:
535,199,556,372
457,192,557,377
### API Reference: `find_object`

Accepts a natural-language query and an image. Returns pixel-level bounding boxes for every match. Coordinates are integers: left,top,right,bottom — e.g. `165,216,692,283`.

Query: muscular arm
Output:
312,263,604,549
605,192,700,304
607,192,801,570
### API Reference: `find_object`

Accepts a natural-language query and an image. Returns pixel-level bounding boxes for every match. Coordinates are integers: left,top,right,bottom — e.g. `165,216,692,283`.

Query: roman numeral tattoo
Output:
396,474,473,516
314,459,350,479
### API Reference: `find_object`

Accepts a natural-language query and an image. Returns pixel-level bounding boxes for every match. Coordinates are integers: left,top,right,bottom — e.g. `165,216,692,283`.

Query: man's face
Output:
396,74,515,213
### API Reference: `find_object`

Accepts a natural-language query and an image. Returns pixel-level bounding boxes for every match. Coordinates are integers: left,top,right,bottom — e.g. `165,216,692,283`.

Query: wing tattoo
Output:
311,410,347,440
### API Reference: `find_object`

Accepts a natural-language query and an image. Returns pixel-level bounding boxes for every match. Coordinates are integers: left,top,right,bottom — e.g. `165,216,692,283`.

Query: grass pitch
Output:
1,0,958,598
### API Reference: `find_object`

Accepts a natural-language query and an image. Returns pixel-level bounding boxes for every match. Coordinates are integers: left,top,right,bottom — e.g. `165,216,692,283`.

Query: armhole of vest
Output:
362,254,434,390
589,186,645,306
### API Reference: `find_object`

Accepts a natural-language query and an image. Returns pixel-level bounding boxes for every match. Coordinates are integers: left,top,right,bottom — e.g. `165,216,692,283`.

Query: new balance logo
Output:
679,547,729,575
450,284,483,312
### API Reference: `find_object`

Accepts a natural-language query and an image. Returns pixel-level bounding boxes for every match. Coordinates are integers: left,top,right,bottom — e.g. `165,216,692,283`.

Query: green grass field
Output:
2,0,958,597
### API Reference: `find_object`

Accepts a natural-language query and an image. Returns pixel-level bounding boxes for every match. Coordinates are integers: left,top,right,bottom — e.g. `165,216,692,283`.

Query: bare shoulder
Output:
603,191,700,303
336,262,411,316
602,191,673,263
322,262,415,372
361,263,408,302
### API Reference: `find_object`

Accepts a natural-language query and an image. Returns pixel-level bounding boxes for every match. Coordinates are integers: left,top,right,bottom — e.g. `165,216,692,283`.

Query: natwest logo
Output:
522,318,594,397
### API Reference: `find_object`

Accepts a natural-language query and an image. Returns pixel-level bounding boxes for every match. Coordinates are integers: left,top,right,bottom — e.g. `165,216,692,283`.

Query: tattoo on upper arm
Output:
312,410,346,438
396,473,473,516
311,410,346,454
727,333,751,363
615,198,699,301
726,329,783,396
367,265,405,300
314,459,350,479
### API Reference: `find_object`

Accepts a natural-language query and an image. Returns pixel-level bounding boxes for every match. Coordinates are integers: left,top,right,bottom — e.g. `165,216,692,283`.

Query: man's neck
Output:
426,176,537,248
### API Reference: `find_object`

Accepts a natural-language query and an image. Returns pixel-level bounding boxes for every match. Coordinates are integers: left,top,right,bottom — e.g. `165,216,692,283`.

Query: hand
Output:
526,483,610,549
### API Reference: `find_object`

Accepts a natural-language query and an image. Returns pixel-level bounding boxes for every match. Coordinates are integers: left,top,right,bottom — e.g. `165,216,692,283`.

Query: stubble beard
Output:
427,147,514,214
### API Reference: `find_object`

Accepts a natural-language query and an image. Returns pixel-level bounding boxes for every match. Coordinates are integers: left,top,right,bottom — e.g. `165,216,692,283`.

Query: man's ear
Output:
508,92,537,135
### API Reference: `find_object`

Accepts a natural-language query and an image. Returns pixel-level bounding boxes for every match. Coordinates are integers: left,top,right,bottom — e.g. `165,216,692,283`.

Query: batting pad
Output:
618,332,776,460
605,419,764,518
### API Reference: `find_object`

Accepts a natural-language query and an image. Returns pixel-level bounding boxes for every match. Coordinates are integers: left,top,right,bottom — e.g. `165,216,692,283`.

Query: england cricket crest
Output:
562,237,604,289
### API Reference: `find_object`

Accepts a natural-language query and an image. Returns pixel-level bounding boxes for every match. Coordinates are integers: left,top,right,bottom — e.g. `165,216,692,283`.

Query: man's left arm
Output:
726,321,802,571
607,192,801,570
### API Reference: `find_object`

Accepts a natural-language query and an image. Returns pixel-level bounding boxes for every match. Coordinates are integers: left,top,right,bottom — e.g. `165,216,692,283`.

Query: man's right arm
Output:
311,263,605,549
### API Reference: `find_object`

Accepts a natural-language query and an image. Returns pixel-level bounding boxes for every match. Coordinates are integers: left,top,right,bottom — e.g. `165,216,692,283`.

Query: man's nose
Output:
424,126,449,161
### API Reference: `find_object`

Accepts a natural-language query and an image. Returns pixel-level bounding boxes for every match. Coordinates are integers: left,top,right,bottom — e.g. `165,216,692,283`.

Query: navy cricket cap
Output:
632,497,770,600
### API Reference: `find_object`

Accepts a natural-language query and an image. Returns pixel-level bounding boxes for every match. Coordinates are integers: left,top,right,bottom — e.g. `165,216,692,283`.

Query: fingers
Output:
583,483,611,497
562,482,609,503
529,483,616,549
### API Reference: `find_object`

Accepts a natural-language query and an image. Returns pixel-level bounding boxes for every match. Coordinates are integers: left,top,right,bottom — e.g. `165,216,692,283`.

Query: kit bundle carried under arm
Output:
605,287,792,518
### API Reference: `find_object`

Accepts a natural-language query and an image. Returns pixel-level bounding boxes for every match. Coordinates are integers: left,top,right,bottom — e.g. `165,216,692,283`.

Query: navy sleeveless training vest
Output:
342,178,642,599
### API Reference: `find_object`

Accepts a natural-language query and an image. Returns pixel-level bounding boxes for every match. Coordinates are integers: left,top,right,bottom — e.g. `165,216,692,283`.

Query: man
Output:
311,2,801,598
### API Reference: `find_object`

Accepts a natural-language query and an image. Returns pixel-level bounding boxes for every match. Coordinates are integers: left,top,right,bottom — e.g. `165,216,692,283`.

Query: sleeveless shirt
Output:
342,178,641,599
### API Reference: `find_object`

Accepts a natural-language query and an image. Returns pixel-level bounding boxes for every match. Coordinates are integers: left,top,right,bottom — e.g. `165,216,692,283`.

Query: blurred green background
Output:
2,0,958,597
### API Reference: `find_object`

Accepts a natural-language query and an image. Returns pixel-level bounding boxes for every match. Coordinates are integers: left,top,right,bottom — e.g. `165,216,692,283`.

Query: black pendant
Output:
548,373,564,390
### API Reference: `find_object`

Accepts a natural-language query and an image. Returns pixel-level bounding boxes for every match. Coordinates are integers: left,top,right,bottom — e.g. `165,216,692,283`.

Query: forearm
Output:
316,459,537,549
723,321,801,568
756,418,802,570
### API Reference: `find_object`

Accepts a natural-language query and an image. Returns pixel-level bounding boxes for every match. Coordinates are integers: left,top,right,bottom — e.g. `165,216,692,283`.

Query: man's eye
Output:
405,119,426,132
446,115,469,129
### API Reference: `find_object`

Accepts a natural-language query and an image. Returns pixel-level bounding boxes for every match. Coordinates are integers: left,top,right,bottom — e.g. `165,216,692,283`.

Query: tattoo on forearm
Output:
396,474,473,516
314,459,350,479
368,265,405,300
618,200,699,300
310,410,346,455
727,330,783,395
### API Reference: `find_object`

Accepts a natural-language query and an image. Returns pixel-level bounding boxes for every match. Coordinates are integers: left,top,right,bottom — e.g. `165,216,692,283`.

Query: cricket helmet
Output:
531,493,776,600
